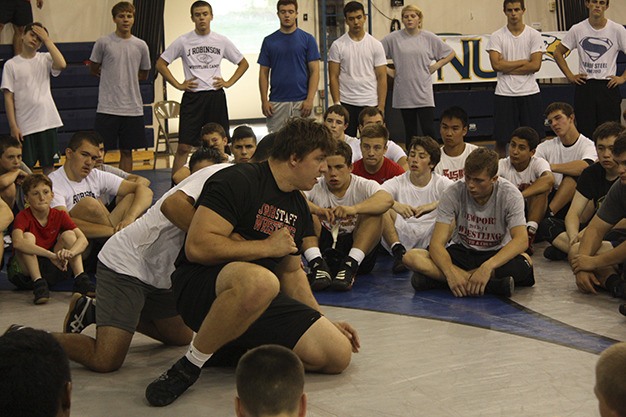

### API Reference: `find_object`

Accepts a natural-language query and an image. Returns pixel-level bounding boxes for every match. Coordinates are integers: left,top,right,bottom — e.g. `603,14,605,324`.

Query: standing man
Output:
156,1,249,176
258,0,320,133
553,0,626,139
90,2,151,174
487,0,545,158
328,1,387,137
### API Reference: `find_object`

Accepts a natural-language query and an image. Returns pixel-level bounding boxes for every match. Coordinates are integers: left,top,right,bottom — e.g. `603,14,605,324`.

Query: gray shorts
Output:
267,100,313,133
96,261,179,333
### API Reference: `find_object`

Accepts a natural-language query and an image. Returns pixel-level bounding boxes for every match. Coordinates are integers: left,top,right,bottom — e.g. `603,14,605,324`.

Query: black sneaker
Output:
33,279,50,305
64,294,96,333
3,324,29,335
619,304,626,316
145,357,201,407
307,257,332,291
485,276,514,297
410,272,445,291
543,245,567,261
331,256,358,291
72,273,96,297
391,243,408,274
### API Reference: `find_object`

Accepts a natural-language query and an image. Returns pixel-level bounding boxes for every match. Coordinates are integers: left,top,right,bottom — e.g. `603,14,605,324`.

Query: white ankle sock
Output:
185,343,212,369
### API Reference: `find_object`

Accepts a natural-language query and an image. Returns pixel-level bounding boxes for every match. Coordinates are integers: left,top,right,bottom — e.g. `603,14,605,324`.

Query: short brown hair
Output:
277,0,297,11
22,173,53,195
324,104,350,126
201,122,227,138
409,136,441,170
360,123,389,143
592,121,625,143
191,1,212,15
271,118,335,161
596,342,626,416
613,132,626,158
111,1,135,17
465,147,498,177
332,140,353,167
358,106,384,126
545,102,574,118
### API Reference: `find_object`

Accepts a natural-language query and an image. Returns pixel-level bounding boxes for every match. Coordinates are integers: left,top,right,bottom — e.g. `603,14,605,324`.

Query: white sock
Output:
527,221,538,233
303,247,323,262
185,343,212,369
347,248,365,265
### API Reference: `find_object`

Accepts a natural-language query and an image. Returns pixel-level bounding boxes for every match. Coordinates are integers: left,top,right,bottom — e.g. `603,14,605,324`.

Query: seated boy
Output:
434,106,479,181
305,141,393,291
0,135,32,211
404,147,535,297
352,124,404,184
357,106,408,170
381,136,453,273
10,173,90,304
595,342,626,417
323,104,362,163
497,126,554,254
230,125,257,164
544,122,625,260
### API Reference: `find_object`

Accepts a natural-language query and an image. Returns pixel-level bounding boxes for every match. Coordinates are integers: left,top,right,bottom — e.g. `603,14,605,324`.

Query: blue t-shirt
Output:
257,28,320,102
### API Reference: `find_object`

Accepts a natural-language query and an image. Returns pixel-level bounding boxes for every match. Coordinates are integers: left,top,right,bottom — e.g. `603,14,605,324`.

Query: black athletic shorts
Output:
0,0,33,26
446,243,535,287
493,93,545,145
95,113,146,151
179,90,229,147
172,262,322,350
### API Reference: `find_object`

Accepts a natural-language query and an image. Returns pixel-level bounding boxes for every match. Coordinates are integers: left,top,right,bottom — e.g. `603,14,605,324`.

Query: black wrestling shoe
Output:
307,257,332,291
64,294,96,334
391,243,408,274
145,357,200,407
33,279,50,305
331,256,358,291
485,276,514,297
619,304,626,317
72,273,96,297
543,245,567,261
410,272,445,291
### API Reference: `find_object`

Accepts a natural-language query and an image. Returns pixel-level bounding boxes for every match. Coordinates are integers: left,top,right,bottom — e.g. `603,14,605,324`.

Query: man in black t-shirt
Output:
571,132,626,306
145,118,360,407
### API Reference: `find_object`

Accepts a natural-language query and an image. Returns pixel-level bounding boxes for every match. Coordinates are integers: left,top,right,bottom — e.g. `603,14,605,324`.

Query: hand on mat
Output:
575,271,599,294
334,321,360,353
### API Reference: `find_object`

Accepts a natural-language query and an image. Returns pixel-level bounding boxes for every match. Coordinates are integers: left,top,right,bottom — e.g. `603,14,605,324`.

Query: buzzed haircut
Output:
0,135,22,156
465,147,499,177
358,106,384,126
201,122,227,138
236,345,304,417
333,140,353,167
612,132,626,158
22,173,53,195
503,0,525,10
231,125,257,144
344,1,365,17
409,136,441,169
24,21,48,35
252,133,276,163
545,102,574,118
271,118,335,162
360,123,389,143
191,0,212,15
112,1,135,17
592,121,626,143
67,131,101,151
596,342,626,417
510,126,540,150
0,327,71,417
441,106,469,128
324,104,350,126
189,147,224,172
277,0,298,11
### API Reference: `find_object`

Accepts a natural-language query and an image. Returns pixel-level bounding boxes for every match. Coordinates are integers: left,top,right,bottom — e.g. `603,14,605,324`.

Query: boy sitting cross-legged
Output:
10,174,90,304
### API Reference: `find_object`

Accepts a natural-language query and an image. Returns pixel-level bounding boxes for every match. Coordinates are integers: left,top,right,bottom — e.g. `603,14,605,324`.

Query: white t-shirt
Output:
497,156,551,191
0,52,62,136
345,135,406,164
98,163,231,289
487,25,544,96
49,167,124,211
434,143,479,181
328,33,387,106
306,174,381,235
160,30,244,92
437,177,526,251
561,19,626,80
382,172,453,248
534,134,597,188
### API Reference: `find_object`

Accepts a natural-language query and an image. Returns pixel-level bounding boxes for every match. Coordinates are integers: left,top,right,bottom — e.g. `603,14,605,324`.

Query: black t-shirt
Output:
176,161,315,271
576,162,617,211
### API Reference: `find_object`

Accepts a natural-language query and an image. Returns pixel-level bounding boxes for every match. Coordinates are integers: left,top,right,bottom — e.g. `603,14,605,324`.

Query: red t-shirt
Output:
13,207,77,250
352,157,405,184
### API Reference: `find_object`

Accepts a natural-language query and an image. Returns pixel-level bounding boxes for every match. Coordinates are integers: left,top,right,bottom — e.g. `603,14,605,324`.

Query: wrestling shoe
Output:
485,276,514,297
619,304,626,317
331,256,358,291
410,272,444,291
145,357,200,407
391,243,408,274
64,294,96,334
307,257,332,291
543,245,567,261
72,273,96,297
33,279,50,305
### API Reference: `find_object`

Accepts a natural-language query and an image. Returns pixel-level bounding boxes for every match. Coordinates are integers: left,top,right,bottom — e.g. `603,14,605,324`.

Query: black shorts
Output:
319,228,378,275
172,262,321,350
574,80,622,139
493,93,545,145
95,113,146,151
0,0,33,26
179,90,229,147
447,243,535,287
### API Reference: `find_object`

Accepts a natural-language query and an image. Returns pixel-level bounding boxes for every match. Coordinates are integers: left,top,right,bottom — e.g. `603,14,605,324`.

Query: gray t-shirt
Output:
597,181,626,225
90,33,151,116
437,177,526,251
